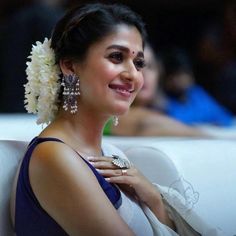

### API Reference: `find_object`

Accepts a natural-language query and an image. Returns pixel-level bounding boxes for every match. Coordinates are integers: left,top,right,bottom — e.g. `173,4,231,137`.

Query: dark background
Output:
0,0,233,112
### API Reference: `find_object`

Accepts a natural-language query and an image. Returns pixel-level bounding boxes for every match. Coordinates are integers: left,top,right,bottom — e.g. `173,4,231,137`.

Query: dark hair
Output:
162,48,193,78
51,3,147,63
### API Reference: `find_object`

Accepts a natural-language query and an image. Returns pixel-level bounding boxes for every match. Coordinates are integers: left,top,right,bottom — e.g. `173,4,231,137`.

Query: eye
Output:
108,52,123,63
134,58,146,71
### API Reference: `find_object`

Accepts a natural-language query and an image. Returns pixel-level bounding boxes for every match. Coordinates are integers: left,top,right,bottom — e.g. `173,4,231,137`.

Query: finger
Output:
122,167,138,176
91,157,131,170
118,184,136,197
105,176,135,186
88,156,119,169
87,156,114,162
99,169,132,178
121,169,128,176
97,169,123,177
90,161,117,169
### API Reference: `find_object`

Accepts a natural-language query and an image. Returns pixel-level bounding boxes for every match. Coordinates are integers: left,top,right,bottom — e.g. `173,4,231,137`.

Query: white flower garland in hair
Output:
24,38,61,125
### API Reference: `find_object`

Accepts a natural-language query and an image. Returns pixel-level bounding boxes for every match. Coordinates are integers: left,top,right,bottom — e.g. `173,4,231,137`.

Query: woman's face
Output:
74,24,145,116
135,46,160,105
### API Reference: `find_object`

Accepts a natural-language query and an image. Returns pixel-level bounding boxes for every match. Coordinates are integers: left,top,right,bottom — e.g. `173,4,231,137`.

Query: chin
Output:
112,103,131,116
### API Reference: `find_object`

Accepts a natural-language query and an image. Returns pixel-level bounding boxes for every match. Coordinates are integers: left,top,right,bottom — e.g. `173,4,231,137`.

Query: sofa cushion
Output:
123,146,184,193
0,140,28,236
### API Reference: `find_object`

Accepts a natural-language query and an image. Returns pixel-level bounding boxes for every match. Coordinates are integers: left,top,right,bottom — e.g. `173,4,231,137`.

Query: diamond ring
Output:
111,155,131,169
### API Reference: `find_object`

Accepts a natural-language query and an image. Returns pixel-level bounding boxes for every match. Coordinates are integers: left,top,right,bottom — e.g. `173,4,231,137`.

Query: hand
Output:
88,155,162,207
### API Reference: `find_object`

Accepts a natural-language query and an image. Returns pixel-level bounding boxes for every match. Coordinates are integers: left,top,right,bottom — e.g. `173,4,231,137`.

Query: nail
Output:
87,156,95,161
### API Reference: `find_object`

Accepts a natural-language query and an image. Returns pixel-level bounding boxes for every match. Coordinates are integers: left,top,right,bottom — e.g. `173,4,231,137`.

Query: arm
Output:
90,156,176,230
138,110,209,137
29,141,134,236
111,107,209,137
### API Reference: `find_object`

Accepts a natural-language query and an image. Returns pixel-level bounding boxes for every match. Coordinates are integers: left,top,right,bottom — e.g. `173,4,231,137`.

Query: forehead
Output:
88,24,143,55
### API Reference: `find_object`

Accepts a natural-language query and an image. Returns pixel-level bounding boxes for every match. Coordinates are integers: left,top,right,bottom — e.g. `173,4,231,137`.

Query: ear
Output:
59,59,75,75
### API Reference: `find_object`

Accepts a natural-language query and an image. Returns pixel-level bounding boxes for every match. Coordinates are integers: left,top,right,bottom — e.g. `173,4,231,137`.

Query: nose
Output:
120,62,139,82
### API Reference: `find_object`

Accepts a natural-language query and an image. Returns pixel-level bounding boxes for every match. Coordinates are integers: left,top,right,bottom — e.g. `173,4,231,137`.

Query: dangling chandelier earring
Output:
113,116,119,126
61,74,80,114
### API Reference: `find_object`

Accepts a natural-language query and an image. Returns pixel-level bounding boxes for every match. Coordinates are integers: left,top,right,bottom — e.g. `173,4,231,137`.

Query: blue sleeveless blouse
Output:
15,137,121,236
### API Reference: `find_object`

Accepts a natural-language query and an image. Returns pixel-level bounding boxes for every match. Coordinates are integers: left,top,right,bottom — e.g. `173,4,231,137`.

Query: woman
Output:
11,3,221,236
106,45,209,137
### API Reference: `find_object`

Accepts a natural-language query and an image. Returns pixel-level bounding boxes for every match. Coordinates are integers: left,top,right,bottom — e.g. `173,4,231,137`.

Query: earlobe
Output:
59,59,75,75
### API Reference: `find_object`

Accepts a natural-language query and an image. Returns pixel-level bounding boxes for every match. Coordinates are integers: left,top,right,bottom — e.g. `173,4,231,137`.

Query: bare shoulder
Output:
29,140,98,210
30,140,84,175
29,140,133,235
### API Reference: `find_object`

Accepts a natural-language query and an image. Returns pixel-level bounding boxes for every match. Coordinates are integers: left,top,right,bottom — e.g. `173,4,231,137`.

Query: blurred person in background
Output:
0,0,64,112
104,44,209,137
196,0,236,114
161,48,233,127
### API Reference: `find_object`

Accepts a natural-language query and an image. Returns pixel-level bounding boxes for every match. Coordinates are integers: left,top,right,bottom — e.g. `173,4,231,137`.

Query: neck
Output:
51,107,109,157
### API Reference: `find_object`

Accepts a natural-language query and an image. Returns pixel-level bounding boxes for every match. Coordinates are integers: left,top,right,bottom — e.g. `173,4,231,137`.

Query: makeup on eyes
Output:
134,58,146,70
108,51,123,63
106,44,144,57
105,45,146,70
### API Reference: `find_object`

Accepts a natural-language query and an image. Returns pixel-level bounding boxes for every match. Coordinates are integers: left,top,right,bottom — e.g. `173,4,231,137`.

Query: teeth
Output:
116,88,129,93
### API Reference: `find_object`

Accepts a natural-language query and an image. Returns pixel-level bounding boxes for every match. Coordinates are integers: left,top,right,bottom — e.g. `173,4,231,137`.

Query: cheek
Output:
96,61,121,81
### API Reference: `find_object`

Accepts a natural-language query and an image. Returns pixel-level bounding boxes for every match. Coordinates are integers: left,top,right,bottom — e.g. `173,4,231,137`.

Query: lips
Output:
109,84,134,93
109,83,134,98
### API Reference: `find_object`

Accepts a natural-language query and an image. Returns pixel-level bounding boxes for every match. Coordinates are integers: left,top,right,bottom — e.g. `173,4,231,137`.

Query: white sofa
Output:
1,114,236,141
113,138,236,236
0,140,28,236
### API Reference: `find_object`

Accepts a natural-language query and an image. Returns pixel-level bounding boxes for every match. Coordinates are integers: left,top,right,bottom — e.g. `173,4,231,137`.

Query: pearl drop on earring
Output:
113,116,119,126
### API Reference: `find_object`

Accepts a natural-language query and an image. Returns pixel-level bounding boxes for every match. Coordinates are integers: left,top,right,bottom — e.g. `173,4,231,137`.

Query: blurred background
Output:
0,0,235,125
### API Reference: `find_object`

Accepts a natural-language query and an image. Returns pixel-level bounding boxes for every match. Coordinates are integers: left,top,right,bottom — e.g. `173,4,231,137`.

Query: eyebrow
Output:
106,44,144,58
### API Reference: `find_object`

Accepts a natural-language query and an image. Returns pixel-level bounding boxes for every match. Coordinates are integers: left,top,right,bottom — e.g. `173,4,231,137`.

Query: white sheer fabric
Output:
102,142,227,236
118,191,154,235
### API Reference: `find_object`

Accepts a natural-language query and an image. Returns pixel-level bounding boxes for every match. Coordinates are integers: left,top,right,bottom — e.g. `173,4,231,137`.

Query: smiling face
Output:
73,24,145,116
